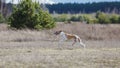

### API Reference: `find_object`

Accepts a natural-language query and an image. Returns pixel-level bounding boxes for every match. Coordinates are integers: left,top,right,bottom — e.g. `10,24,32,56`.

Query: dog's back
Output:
65,33,76,39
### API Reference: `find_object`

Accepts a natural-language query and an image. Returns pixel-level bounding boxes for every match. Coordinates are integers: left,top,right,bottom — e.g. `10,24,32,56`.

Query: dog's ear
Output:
54,30,59,35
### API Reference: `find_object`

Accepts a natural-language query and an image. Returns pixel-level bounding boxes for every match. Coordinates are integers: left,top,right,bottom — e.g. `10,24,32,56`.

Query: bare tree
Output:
0,0,9,17
0,0,3,14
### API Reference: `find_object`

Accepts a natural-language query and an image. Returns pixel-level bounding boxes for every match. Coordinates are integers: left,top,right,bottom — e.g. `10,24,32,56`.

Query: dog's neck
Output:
60,31,65,35
59,31,67,40
59,31,66,37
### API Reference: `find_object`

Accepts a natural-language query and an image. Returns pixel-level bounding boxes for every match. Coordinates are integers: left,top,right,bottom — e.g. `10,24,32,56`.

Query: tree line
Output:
46,2,120,14
1,1,120,17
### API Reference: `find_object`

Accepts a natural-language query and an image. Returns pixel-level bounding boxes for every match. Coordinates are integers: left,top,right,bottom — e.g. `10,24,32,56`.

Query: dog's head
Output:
54,30,62,35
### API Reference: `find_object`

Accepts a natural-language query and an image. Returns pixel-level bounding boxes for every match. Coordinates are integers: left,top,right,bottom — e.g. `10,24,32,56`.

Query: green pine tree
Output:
9,0,55,29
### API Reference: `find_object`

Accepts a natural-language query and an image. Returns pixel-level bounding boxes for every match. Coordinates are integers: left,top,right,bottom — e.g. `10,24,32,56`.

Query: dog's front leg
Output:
58,38,65,48
58,39,64,49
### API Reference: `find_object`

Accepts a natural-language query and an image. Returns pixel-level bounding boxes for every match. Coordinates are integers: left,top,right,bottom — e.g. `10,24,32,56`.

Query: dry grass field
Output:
0,23,120,68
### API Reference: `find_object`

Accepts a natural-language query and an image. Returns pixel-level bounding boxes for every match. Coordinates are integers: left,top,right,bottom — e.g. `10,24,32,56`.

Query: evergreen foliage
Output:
0,13,5,23
9,0,55,29
46,2,120,14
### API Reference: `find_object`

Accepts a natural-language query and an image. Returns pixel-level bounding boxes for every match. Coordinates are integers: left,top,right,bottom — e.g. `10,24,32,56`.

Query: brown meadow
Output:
0,23,120,68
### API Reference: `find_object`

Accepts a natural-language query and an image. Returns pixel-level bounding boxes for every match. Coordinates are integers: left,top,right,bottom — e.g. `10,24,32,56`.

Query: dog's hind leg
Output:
78,38,86,48
72,39,77,46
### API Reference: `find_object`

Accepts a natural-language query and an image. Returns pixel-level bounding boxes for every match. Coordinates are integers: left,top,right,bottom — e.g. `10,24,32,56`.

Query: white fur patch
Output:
60,32,67,40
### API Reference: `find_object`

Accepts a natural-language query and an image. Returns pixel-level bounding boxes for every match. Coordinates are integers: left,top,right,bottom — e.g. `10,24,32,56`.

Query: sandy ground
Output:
0,23,120,68
0,40,120,68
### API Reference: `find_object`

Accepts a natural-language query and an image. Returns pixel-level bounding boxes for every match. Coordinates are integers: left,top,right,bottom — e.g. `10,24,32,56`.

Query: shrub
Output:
69,16,79,22
82,15,98,24
110,14,119,24
96,11,111,24
36,11,55,29
0,13,5,23
9,0,55,29
119,16,120,23
53,14,69,22
78,15,86,22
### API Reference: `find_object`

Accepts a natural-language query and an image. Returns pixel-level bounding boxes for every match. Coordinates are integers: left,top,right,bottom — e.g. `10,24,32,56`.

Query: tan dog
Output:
54,30,86,48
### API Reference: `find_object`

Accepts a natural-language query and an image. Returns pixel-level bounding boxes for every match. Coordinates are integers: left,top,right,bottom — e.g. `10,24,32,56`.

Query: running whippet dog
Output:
54,30,86,48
